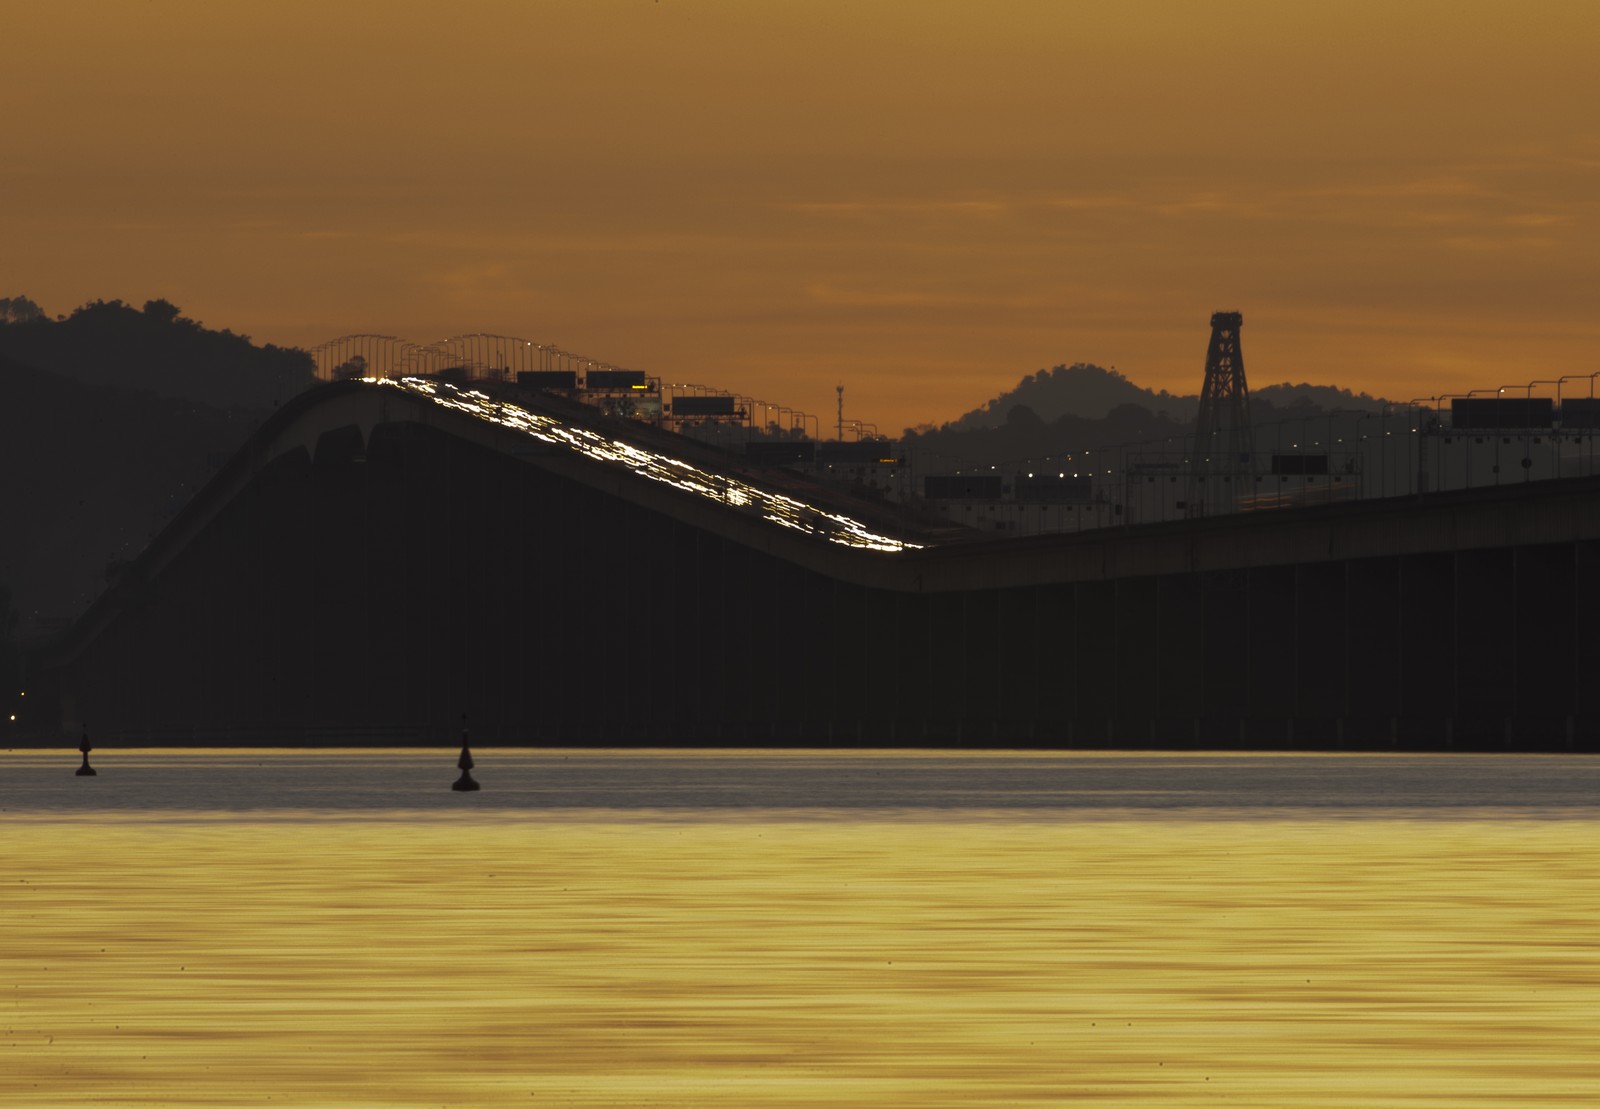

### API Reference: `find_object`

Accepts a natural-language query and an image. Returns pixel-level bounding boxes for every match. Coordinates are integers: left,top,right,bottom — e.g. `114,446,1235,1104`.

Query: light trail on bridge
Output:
368,377,922,553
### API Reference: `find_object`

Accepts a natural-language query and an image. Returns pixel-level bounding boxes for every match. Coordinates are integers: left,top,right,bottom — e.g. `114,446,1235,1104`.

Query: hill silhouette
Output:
906,362,1389,465
939,362,1385,433
943,363,1199,430
0,352,261,626
0,297,314,410
0,298,316,631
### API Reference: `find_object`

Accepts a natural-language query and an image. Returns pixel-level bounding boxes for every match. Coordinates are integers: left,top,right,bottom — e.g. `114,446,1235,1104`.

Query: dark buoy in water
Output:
452,715,480,792
76,727,97,777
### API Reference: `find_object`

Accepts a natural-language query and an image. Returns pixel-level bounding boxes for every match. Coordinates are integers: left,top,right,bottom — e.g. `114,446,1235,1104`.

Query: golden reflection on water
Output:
4,817,1598,1107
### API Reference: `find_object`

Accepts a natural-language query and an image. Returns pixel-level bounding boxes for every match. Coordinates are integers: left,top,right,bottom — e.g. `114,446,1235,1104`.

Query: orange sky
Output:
5,1,1598,433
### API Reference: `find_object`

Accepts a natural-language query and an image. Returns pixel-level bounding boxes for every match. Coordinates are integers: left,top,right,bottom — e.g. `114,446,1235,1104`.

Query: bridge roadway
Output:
45,379,1600,748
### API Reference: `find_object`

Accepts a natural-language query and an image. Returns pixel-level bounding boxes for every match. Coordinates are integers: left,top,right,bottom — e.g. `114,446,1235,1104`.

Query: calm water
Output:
3,750,1598,1106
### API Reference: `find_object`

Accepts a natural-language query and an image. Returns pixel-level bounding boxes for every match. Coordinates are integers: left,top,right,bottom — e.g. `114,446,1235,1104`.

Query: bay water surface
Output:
3,749,1597,1106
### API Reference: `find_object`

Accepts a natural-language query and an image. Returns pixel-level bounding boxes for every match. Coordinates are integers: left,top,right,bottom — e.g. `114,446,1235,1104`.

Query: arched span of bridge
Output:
42,378,1600,749
305,334,640,385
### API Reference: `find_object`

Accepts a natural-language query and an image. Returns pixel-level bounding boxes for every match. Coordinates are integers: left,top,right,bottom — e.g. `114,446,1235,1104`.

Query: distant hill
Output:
1251,381,1386,413
0,297,314,410
940,363,1385,435
0,298,317,628
906,363,1391,465
0,353,262,626
943,363,1198,430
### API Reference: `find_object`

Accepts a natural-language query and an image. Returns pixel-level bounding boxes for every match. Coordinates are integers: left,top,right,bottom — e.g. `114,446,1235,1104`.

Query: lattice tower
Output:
1187,311,1254,517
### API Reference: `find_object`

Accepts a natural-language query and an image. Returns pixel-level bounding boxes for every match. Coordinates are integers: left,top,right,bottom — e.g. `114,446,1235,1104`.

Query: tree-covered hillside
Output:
0,297,314,410
942,363,1198,430
0,297,317,631
906,362,1388,465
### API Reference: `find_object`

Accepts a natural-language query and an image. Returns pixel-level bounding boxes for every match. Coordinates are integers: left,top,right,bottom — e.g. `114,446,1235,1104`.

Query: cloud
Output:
778,199,1010,219
1438,234,1561,254
1304,176,1497,202
1505,213,1570,228
803,282,1042,310
1044,194,1136,212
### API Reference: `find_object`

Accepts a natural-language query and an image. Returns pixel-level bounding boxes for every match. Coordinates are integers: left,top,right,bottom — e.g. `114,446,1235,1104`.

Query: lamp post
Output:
1361,405,1403,499
1403,398,1440,497
1433,392,1473,491
1464,388,1503,487
1524,379,1563,482
736,395,755,444
1556,373,1600,478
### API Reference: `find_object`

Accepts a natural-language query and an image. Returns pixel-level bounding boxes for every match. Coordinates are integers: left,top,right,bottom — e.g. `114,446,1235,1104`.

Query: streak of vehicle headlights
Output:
367,377,921,553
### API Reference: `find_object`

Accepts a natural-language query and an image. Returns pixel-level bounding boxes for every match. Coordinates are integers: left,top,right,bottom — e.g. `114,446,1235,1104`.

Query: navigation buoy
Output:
76,727,97,777
452,716,480,792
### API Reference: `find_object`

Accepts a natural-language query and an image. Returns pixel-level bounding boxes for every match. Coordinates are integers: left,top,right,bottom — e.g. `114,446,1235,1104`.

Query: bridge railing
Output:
306,334,830,444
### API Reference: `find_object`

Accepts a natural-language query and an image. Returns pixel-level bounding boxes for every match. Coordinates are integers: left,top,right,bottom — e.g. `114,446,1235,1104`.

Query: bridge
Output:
299,331,1600,537
42,373,1600,749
